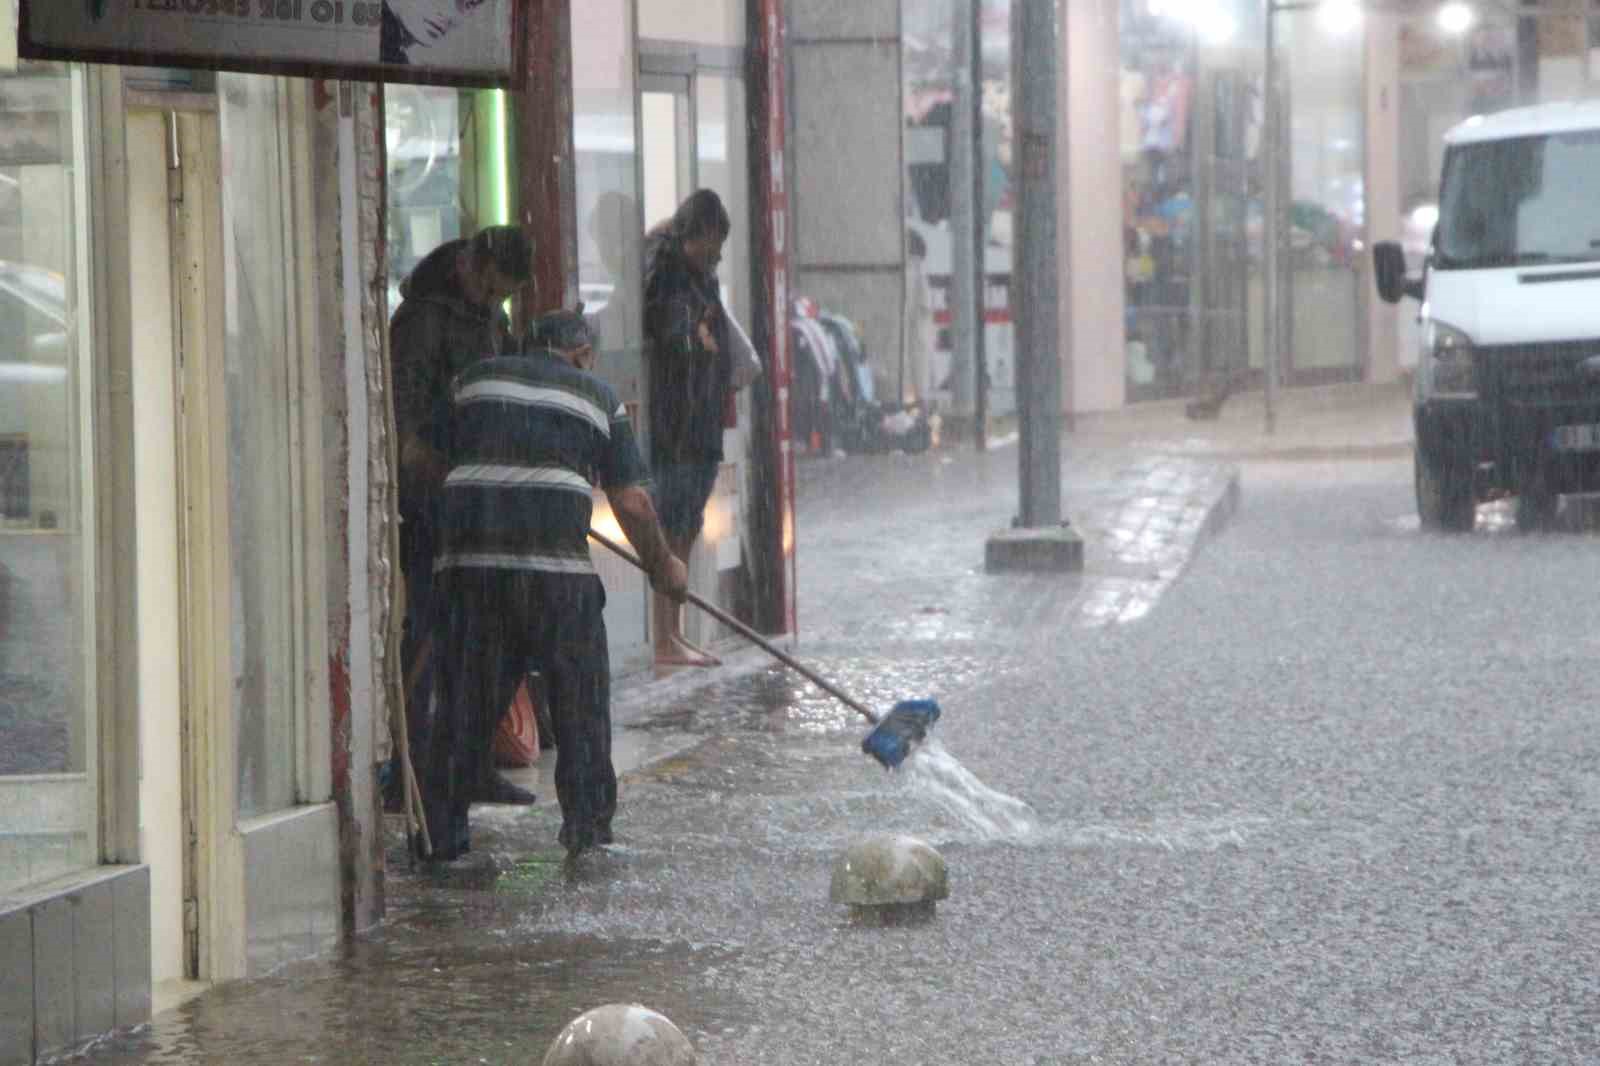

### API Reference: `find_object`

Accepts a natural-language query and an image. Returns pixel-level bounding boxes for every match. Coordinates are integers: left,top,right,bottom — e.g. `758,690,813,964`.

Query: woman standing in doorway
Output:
642,189,733,668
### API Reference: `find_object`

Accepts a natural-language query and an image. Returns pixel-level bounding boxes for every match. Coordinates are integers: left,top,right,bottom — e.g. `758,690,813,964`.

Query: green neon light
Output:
473,88,510,227
492,89,509,225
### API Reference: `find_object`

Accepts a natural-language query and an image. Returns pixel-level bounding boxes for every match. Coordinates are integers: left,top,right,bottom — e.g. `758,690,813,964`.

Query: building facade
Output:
10,0,1600,1061
797,0,1600,428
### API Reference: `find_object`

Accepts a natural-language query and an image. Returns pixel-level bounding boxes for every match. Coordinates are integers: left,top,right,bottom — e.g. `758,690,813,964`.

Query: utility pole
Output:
1262,0,1281,434
1011,0,1060,528
949,0,979,443
985,0,1080,572
970,0,988,450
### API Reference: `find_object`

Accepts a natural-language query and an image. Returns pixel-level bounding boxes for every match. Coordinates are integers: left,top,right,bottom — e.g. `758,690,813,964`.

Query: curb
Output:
1199,465,1243,546
1191,440,1412,463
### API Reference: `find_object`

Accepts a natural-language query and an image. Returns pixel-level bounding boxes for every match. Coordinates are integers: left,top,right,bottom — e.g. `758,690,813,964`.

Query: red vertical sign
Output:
757,0,797,635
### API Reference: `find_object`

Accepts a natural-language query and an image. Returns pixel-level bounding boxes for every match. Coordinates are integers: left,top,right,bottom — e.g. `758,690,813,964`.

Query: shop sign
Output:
18,0,526,88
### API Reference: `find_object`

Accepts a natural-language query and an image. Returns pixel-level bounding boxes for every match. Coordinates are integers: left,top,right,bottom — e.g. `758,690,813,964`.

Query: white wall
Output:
1061,0,1125,413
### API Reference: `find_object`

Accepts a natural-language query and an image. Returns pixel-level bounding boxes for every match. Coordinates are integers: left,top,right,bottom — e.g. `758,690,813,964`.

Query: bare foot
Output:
675,635,722,665
655,635,720,667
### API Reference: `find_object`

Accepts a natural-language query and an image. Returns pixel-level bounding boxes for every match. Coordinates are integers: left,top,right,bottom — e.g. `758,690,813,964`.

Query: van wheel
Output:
1415,447,1475,532
1515,484,1559,532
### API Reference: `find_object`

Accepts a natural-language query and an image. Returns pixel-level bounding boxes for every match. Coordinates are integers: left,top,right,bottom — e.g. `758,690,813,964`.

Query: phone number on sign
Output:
131,0,384,24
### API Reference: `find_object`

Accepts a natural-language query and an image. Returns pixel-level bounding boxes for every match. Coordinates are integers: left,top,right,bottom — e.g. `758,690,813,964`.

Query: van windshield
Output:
1435,129,1600,269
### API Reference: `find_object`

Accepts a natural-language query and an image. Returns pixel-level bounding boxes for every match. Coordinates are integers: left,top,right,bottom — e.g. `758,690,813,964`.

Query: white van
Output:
1375,100,1600,532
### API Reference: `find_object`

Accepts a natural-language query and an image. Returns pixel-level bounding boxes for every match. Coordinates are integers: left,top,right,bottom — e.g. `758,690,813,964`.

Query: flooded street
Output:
13,7,1600,1063
77,451,1600,1064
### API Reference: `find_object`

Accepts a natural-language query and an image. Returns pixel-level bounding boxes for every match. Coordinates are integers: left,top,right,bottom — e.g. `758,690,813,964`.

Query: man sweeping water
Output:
419,309,688,861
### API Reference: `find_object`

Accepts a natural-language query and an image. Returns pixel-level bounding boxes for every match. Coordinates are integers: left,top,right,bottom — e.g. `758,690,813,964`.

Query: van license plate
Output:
1551,423,1600,451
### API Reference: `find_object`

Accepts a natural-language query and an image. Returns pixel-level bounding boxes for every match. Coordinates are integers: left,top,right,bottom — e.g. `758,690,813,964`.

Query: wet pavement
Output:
70,390,1600,1064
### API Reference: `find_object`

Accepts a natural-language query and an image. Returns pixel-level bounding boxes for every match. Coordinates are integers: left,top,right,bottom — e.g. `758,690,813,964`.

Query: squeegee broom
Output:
589,529,940,769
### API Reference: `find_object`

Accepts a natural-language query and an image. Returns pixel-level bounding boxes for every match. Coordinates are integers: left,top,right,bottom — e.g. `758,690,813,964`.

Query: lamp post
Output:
1263,0,1284,435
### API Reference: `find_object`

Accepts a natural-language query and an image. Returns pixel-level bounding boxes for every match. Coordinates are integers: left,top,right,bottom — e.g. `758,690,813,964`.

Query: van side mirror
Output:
1373,240,1426,303
1373,241,1409,304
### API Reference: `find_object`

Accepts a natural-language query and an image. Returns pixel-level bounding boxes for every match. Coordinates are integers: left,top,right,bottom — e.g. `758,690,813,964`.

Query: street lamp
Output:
1149,0,1240,44
1317,0,1364,34
1437,2,1476,34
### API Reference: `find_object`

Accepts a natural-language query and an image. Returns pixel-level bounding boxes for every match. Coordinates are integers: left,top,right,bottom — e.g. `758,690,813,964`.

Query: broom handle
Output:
588,528,880,725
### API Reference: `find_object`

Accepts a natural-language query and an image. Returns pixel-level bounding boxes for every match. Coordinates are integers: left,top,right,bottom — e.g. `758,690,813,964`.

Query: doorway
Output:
125,103,220,991
636,54,753,652
640,75,694,233
125,75,338,992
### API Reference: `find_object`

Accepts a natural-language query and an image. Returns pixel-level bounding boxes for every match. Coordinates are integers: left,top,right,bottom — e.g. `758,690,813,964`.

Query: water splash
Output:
899,739,1040,841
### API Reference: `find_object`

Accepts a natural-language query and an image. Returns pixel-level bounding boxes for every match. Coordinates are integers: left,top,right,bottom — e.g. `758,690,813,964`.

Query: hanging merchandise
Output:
791,300,840,454
1140,70,1193,155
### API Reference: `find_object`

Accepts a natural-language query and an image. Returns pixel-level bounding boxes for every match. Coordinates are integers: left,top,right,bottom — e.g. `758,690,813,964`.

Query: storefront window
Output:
1281,11,1365,384
1397,11,1520,254
0,65,97,893
386,85,509,320
574,0,652,655
900,0,1014,416
220,73,301,819
575,0,644,392
387,85,467,316
1120,5,1200,400
1120,0,1260,401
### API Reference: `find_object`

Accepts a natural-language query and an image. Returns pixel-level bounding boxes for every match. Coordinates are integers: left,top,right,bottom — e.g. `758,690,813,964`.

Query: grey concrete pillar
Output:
788,0,905,405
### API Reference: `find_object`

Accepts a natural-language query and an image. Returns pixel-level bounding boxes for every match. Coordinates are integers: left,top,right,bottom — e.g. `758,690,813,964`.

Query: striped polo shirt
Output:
434,352,650,575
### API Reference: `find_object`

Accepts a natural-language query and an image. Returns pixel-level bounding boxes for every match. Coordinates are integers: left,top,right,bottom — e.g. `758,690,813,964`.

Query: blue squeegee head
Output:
860,699,942,770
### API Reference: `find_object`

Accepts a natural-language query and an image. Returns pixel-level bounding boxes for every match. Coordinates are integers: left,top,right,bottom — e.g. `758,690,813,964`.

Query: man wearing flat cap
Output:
390,225,535,810
420,307,688,861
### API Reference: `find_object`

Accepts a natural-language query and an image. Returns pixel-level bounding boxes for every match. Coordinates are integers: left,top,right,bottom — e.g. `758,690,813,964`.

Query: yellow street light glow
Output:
590,495,626,546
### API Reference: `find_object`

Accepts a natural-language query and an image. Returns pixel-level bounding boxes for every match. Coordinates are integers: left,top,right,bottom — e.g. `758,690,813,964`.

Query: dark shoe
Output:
474,770,536,806
412,817,470,863
559,823,596,859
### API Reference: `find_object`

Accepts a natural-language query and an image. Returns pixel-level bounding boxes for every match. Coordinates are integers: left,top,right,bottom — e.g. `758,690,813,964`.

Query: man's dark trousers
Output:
423,567,615,859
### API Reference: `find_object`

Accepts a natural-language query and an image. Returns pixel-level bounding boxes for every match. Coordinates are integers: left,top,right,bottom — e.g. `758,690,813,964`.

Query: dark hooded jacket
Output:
642,228,733,465
390,238,515,521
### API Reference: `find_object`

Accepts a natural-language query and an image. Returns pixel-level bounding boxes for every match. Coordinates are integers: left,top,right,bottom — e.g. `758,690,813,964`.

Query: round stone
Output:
541,1004,696,1066
829,834,949,908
